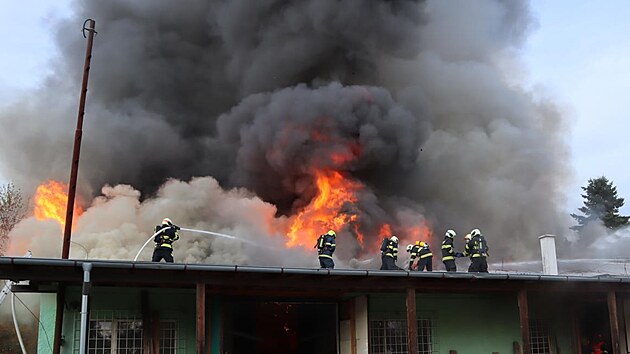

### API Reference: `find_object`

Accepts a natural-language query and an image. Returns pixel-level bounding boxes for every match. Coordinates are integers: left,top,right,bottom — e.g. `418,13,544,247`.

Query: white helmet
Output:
390,235,398,243
406,244,413,252
471,229,481,237
445,229,456,238
162,218,173,226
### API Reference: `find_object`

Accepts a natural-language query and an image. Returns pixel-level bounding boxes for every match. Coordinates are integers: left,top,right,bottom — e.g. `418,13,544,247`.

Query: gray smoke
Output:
1,0,571,264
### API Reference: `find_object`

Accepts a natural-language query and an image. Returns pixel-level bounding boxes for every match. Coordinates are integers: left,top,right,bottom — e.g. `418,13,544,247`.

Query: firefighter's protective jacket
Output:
441,236,455,261
409,245,421,262
385,240,398,260
154,225,180,249
317,234,336,259
463,235,488,258
419,244,433,259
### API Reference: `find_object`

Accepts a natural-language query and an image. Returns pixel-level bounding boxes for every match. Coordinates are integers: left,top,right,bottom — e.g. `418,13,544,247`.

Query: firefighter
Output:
316,230,336,269
380,235,401,270
441,229,457,272
463,228,489,273
416,241,433,271
152,218,180,263
406,243,420,270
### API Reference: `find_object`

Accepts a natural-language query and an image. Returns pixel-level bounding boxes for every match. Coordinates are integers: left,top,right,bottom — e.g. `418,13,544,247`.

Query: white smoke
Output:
8,177,326,267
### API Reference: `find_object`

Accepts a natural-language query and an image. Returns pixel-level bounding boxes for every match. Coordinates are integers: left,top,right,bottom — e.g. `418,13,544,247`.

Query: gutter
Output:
0,257,627,284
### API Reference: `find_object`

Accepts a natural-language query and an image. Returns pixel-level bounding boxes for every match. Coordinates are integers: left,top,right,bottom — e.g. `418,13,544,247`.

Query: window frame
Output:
369,314,438,354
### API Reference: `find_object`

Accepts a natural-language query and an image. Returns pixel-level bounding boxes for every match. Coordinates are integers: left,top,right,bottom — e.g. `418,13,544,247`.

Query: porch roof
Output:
2,256,629,296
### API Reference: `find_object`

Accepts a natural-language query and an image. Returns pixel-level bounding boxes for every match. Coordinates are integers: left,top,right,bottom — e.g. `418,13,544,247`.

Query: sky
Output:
1,0,630,216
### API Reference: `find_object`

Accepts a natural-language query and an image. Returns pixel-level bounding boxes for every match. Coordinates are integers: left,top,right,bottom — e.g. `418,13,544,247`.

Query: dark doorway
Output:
223,299,338,354
578,299,612,354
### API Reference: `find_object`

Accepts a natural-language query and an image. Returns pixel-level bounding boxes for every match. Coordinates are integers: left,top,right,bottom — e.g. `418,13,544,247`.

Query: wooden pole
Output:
518,289,531,354
608,290,620,354
197,283,206,354
206,295,212,354
62,19,97,259
152,311,160,354
350,298,357,354
406,288,418,354
571,303,582,354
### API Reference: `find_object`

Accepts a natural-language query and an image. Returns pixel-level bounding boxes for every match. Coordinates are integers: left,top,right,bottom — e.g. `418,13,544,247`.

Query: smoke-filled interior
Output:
0,0,572,266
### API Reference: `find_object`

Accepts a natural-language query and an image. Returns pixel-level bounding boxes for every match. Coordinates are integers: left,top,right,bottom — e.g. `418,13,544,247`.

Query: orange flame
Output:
378,223,392,238
286,170,363,248
402,220,432,244
34,180,83,229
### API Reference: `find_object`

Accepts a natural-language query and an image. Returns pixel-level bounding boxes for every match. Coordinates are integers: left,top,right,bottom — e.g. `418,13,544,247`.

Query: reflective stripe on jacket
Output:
441,237,455,261
385,241,398,259
318,235,336,257
419,246,432,259
154,225,180,249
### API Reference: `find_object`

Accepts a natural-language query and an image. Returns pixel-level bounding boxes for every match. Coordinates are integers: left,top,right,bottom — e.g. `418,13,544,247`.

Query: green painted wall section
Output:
38,293,57,354
370,292,575,354
39,286,198,354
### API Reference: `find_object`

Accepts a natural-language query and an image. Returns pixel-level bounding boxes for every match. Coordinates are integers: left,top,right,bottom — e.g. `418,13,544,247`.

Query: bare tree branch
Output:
0,182,26,255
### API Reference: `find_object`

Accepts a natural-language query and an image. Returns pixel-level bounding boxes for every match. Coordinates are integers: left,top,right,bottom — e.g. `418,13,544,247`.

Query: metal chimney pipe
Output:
539,234,559,275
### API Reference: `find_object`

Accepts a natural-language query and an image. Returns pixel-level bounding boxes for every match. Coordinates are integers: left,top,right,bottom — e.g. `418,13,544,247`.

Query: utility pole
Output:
54,19,97,354
62,18,96,259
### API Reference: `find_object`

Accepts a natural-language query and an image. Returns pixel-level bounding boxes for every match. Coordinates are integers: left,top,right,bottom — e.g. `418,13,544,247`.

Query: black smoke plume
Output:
0,0,571,263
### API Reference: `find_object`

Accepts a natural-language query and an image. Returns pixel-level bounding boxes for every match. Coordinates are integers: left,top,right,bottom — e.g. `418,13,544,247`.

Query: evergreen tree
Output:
570,176,630,232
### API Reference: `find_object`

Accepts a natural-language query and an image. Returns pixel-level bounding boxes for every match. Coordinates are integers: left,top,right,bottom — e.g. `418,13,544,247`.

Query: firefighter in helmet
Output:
441,229,457,272
463,228,489,273
406,243,419,270
415,241,432,271
380,235,401,270
316,230,336,269
152,218,181,263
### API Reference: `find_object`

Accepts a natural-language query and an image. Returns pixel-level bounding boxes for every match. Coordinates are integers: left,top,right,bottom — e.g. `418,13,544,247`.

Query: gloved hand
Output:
171,224,181,231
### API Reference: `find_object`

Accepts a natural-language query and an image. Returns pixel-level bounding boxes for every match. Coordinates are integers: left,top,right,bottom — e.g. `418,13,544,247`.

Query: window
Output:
74,312,182,353
529,319,554,354
369,317,437,354
160,320,179,354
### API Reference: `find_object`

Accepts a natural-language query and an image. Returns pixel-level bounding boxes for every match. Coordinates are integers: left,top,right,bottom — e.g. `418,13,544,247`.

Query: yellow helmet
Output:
415,240,420,246
327,230,336,237
419,241,426,247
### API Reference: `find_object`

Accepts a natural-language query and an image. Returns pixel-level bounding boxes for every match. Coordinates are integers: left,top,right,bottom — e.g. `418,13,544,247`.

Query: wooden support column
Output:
206,295,212,354
571,303,582,354
518,289,531,354
141,291,151,353
608,290,620,354
197,283,206,354
406,288,418,354
151,311,160,354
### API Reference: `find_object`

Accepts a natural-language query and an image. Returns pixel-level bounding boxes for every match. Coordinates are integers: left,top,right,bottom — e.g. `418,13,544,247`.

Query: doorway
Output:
223,299,338,354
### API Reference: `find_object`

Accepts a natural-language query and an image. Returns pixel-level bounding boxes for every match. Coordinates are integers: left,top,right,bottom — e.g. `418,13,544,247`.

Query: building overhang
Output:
2,257,630,297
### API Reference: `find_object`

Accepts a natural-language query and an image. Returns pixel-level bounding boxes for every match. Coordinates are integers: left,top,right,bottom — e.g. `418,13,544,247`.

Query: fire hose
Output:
133,227,243,262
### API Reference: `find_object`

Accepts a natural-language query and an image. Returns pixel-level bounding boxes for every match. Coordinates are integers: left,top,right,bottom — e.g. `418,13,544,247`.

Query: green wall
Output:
38,293,57,354
38,286,220,354
370,292,575,354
